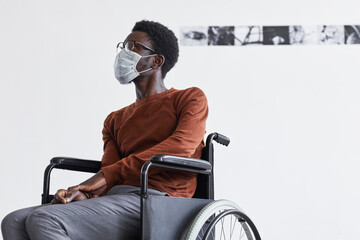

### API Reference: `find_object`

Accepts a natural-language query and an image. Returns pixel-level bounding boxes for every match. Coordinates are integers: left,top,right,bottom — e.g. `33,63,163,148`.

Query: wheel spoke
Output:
239,222,244,239
230,215,237,238
211,226,215,239
187,200,260,240
220,216,225,240
240,223,246,239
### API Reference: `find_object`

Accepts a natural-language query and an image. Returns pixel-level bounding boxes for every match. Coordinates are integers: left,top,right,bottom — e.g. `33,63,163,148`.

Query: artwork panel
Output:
317,25,345,45
234,26,263,46
263,26,290,45
345,25,360,44
207,26,235,46
180,26,208,46
289,25,318,45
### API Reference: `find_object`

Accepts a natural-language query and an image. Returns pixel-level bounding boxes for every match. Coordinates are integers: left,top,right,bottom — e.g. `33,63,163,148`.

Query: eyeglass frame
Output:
116,41,157,54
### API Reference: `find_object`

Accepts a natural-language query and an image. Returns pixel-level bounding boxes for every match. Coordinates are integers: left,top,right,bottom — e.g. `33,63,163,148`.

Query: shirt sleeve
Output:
100,112,122,168
101,88,209,190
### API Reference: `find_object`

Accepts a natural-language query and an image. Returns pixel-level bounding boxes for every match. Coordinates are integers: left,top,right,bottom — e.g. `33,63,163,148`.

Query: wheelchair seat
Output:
42,132,261,240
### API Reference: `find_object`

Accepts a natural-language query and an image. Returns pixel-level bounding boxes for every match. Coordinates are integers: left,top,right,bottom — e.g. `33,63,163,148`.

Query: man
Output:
2,20,208,239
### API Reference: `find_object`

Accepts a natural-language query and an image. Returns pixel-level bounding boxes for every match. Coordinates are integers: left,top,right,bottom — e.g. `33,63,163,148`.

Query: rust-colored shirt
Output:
101,87,208,198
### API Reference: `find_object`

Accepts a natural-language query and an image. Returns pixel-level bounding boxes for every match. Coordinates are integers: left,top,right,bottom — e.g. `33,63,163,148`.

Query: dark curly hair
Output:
132,20,179,79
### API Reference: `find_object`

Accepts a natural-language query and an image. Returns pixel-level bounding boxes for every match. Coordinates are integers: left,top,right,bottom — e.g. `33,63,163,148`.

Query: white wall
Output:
1,0,360,239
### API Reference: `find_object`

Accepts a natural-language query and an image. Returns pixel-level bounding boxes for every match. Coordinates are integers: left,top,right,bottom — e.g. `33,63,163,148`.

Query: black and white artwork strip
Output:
180,25,360,46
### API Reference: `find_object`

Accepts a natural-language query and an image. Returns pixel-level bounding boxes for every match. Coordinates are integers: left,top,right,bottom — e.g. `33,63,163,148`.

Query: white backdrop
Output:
1,0,360,239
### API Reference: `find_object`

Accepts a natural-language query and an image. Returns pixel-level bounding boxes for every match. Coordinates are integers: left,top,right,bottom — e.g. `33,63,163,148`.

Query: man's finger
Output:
65,191,75,203
56,195,67,204
65,190,86,203
54,189,67,204
67,185,80,192
74,184,91,192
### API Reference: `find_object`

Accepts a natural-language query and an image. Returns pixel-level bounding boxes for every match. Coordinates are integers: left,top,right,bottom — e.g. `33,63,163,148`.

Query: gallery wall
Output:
1,0,360,239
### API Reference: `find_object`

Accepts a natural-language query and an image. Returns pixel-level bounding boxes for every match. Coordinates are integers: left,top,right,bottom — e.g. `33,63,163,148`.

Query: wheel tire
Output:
185,199,261,240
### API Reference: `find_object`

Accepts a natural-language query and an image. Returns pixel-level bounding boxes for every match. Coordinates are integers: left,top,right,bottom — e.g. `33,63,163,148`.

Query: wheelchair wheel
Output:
185,200,261,240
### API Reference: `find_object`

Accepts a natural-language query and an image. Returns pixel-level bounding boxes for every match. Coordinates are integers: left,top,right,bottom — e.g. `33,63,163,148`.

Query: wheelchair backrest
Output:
192,132,230,200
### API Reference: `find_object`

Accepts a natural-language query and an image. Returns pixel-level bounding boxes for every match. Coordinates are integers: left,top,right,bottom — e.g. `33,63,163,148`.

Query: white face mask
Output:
113,49,156,84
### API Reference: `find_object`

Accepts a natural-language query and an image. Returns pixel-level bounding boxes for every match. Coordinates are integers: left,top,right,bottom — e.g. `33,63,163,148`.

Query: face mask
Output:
113,49,156,84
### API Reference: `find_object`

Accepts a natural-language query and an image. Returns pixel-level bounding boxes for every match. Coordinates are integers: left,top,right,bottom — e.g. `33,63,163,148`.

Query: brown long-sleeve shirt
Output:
101,87,208,198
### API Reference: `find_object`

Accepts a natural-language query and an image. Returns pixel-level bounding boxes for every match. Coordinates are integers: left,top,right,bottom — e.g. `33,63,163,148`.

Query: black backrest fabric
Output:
192,145,212,199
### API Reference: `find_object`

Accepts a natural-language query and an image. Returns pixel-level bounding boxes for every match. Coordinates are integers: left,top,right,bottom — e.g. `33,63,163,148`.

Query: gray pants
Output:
1,185,167,240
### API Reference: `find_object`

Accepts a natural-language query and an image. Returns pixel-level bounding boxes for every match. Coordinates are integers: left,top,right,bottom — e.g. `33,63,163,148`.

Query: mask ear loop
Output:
138,67,153,74
159,55,165,68
137,54,158,74
138,54,165,74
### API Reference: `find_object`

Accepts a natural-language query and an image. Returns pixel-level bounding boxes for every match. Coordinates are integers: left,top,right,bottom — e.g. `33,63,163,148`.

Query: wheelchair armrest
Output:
42,157,101,204
150,155,212,171
141,155,212,198
50,157,101,173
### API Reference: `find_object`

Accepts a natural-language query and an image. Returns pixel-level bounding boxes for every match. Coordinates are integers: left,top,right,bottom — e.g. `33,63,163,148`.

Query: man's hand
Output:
52,170,108,204
51,189,87,204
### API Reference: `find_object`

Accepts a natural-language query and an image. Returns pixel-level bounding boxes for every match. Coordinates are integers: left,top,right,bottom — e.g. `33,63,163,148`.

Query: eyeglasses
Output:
116,41,156,54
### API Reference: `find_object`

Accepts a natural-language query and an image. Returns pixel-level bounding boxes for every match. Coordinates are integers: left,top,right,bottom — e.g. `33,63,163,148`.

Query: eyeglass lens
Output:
125,41,135,51
117,41,155,54
117,41,135,53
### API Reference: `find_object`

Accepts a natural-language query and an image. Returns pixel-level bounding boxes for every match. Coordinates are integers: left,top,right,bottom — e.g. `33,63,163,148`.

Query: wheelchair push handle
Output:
213,132,230,146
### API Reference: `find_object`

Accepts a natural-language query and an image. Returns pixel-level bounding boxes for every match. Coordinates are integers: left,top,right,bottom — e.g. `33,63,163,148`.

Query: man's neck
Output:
134,73,168,100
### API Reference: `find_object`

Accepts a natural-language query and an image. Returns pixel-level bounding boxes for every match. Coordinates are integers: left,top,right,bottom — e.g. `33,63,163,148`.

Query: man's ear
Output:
152,55,165,69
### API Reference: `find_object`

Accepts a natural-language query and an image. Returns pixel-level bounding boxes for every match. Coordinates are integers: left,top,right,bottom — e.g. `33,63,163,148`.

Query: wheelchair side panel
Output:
142,196,212,240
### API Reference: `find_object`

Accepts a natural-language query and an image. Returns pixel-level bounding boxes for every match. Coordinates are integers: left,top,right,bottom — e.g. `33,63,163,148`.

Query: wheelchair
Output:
42,132,261,240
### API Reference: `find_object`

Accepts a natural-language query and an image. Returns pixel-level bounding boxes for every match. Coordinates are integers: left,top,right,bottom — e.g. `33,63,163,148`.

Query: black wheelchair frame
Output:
42,133,261,240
